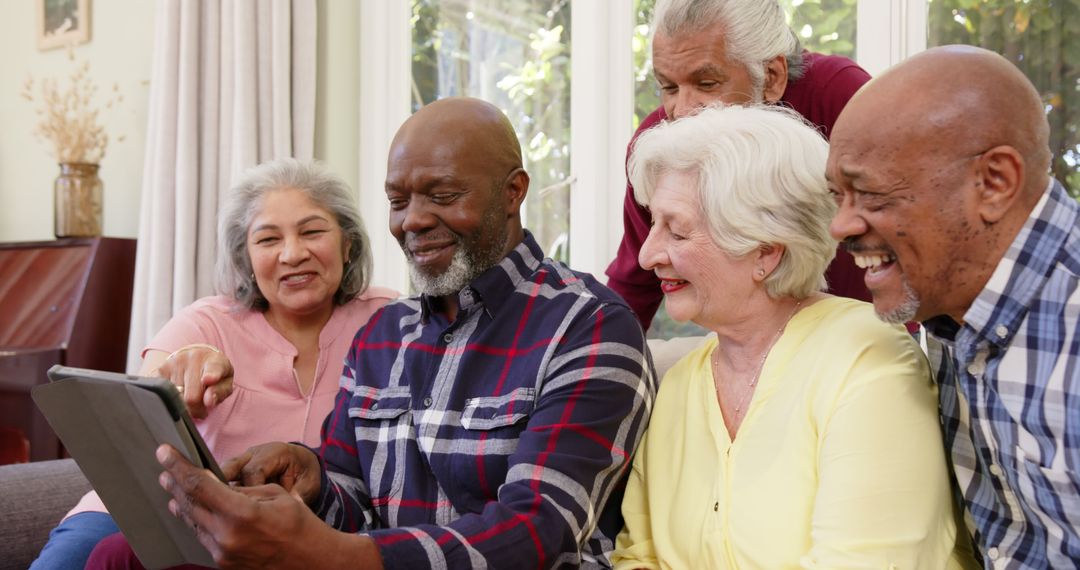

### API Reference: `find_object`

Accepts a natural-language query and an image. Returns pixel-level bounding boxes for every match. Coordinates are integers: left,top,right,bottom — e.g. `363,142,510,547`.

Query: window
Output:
411,0,573,262
357,1,1077,310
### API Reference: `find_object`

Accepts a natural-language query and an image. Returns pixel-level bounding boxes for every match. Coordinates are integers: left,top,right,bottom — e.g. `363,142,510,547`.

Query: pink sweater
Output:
65,287,397,517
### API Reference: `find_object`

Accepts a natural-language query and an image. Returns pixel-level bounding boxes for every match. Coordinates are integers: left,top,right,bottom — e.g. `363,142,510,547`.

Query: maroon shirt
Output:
606,52,872,330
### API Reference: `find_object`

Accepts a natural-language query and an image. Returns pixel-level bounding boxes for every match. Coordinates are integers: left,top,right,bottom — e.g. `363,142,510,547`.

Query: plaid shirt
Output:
312,232,656,569
925,179,1080,568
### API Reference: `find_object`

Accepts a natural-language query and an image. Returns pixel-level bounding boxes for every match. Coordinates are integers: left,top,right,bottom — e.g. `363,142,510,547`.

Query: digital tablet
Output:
32,365,223,569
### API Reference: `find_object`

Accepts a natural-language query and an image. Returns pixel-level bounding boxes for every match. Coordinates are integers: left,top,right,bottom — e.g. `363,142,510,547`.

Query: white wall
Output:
0,0,154,243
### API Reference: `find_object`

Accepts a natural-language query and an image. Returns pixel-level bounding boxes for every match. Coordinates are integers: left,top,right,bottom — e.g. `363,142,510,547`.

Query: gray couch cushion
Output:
0,459,90,570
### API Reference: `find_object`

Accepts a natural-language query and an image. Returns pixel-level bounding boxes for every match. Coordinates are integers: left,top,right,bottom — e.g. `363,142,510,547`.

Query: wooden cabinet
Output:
0,237,136,461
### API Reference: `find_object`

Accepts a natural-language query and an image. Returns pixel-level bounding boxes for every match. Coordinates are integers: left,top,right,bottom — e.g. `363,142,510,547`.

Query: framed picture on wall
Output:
37,0,90,51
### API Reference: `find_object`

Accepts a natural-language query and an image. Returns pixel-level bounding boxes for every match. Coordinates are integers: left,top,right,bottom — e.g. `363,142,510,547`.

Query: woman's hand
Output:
155,345,235,419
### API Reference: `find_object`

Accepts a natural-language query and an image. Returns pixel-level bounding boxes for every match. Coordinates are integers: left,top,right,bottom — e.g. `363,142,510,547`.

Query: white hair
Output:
651,0,806,90
629,104,836,299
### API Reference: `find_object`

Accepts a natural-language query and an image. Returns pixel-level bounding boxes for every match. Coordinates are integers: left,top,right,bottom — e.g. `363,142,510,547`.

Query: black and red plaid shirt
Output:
313,232,656,569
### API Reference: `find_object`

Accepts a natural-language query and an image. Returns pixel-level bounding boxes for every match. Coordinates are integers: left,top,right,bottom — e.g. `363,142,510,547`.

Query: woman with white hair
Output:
611,106,972,568
33,158,397,570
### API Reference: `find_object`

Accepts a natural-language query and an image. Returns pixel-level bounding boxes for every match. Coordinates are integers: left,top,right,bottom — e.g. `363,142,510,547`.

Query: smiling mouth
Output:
407,242,456,264
852,252,896,274
280,272,316,284
658,278,688,293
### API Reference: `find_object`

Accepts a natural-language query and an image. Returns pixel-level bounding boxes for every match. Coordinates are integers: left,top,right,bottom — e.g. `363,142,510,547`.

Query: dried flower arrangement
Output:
21,51,124,164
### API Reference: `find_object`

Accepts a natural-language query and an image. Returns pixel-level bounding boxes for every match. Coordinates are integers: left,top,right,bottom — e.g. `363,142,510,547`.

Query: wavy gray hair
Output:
216,158,373,310
629,104,835,299
652,0,806,91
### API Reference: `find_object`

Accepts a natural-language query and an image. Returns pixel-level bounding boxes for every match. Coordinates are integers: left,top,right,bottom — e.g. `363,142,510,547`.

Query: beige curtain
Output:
126,0,316,372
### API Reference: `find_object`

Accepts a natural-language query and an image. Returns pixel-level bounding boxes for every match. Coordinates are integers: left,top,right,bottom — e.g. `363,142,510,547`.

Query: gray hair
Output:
652,0,806,90
629,104,836,299
216,158,373,310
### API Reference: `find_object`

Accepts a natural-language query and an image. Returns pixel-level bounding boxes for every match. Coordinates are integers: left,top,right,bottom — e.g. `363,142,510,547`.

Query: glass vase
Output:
54,162,103,238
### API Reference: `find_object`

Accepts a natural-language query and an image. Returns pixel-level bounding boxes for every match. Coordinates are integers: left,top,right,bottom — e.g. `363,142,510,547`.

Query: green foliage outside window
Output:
926,0,1080,196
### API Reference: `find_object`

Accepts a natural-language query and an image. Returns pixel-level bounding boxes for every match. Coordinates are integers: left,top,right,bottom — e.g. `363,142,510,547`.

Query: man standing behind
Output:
829,45,1080,567
607,0,872,330
90,97,655,569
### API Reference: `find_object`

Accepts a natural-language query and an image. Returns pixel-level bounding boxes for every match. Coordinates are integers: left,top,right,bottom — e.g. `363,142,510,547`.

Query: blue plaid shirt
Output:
312,232,656,569
925,179,1080,568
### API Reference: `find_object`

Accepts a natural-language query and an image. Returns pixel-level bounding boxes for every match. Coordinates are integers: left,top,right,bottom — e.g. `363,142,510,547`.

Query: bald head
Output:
391,97,523,179
837,45,1050,194
827,45,1052,323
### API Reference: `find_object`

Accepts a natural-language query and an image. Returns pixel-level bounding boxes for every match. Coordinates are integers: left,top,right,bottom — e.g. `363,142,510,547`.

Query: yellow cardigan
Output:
613,297,971,569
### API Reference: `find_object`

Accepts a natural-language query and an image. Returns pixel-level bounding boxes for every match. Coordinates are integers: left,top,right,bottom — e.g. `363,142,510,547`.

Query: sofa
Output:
0,335,707,570
0,458,91,570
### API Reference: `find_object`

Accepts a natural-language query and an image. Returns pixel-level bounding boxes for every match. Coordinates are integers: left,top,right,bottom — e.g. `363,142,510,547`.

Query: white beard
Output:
876,277,920,324
409,247,474,297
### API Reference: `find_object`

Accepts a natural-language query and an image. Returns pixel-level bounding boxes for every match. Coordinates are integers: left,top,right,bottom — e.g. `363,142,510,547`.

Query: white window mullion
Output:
358,0,411,294
856,0,928,76
570,0,634,280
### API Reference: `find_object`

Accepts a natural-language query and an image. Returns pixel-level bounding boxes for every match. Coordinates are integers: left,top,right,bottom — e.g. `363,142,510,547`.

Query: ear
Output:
974,145,1025,224
503,168,530,215
762,54,789,103
754,243,786,282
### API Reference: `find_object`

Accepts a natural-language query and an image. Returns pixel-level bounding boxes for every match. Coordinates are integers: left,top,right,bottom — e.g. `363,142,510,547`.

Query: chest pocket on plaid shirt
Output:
448,387,537,510
1015,445,1080,531
461,387,536,430
347,386,412,499
348,386,412,420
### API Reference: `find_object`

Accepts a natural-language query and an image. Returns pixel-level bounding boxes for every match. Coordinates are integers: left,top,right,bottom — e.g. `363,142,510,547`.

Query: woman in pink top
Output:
31,158,398,570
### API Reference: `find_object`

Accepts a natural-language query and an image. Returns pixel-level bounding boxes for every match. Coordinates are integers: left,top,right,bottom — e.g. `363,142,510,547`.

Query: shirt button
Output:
423,397,433,407
966,361,984,376
989,464,1003,476
443,333,453,343
371,403,379,411
713,501,719,512
995,325,1008,339
987,546,1000,560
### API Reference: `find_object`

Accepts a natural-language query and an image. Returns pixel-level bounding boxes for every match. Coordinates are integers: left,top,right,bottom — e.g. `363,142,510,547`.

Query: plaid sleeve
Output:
367,302,654,569
311,321,382,533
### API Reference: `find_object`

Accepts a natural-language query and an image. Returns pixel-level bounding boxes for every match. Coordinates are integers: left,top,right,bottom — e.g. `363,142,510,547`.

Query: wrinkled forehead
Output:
827,128,909,185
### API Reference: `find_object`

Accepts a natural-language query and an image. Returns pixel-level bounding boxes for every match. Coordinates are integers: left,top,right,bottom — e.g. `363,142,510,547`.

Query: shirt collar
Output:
923,315,961,345
959,178,1074,347
418,230,546,321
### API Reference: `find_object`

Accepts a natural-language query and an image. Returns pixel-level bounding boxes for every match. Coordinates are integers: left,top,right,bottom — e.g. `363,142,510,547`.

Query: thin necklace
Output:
713,299,802,419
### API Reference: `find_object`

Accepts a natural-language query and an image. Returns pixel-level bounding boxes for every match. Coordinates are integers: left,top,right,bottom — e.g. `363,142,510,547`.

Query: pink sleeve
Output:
142,300,225,359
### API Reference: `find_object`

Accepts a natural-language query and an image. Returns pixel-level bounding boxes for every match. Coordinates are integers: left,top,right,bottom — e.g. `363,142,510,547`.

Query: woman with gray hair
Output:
32,158,397,570
611,106,972,568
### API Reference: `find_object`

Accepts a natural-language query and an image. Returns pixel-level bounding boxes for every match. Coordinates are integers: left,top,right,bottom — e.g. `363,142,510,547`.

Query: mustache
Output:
840,238,895,256
402,230,462,253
